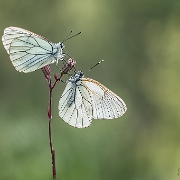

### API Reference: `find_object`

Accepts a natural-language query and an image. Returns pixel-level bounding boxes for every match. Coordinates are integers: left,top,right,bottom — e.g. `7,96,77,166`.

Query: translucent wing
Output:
58,80,93,128
2,27,64,73
82,78,127,119
59,71,127,128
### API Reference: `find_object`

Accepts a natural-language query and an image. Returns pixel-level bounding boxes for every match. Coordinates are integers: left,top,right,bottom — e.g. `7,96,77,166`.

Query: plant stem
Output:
42,58,76,179
48,74,63,179
48,78,56,179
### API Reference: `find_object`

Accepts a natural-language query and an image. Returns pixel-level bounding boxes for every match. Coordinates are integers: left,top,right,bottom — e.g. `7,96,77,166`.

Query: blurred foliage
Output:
0,0,180,179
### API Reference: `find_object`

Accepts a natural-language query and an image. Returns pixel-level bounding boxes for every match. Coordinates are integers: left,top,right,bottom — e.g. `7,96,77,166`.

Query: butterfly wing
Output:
2,27,62,73
58,80,93,128
82,78,127,119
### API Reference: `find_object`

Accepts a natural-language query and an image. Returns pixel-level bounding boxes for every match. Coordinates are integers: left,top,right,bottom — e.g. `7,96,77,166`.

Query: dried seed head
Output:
61,58,76,75
41,65,51,81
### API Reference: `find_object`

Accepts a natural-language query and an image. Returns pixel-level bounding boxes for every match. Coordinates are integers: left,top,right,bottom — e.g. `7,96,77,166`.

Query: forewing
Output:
2,27,58,72
83,78,127,119
58,81,93,128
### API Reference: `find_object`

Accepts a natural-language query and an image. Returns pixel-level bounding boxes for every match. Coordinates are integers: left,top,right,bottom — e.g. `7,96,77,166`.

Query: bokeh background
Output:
0,0,180,179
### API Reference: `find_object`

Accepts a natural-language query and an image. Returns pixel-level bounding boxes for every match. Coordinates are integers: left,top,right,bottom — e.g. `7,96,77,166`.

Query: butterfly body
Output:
59,71,127,128
53,42,65,64
2,27,65,73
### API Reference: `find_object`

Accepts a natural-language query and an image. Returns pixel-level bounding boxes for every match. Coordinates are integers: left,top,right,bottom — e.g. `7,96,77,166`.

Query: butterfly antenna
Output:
88,60,104,72
62,31,81,43
62,30,72,43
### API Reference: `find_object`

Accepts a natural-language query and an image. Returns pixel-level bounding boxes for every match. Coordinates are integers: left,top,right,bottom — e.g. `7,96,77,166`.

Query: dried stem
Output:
47,73,63,179
41,58,76,179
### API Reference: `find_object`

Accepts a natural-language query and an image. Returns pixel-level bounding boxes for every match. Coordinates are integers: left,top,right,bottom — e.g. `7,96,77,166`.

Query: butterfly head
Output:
69,71,84,83
76,71,84,78
55,42,65,51
59,42,65,50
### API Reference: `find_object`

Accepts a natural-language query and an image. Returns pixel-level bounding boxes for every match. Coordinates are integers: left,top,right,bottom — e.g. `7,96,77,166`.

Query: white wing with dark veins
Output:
58,81,93,128
82,78,127,119
2,27,64,73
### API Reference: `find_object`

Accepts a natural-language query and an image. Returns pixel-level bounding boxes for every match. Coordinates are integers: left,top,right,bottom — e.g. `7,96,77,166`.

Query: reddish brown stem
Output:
48,74,63,179
42,58,76,179
48,78,56,179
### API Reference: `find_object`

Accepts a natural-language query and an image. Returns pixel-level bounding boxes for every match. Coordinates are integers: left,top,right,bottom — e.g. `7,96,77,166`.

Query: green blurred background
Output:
0,0,180,179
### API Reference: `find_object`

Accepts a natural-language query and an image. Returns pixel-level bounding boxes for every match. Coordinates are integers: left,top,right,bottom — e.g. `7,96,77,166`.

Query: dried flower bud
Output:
41,65,51,81
54,74,58,81
61,58,76,75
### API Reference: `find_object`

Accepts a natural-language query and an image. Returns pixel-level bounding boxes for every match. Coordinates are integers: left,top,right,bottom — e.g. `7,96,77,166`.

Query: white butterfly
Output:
2,27,65,73
58,71,127,128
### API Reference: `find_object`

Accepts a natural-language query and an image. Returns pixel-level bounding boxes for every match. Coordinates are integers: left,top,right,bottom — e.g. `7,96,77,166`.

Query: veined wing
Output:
58,81,93,128
82,78,127,119
2,27,64,73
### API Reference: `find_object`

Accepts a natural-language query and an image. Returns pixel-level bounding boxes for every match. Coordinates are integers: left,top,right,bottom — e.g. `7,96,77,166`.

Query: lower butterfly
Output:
2,27,65,73
59,71,127,128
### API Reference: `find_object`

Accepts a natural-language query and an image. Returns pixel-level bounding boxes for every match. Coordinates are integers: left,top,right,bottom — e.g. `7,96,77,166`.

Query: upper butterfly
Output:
59,71,127,128
2,27,65,73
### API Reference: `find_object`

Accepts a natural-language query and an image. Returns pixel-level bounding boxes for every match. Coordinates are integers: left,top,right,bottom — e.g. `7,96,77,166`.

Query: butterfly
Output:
58,71,127,128
2,27,65,73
